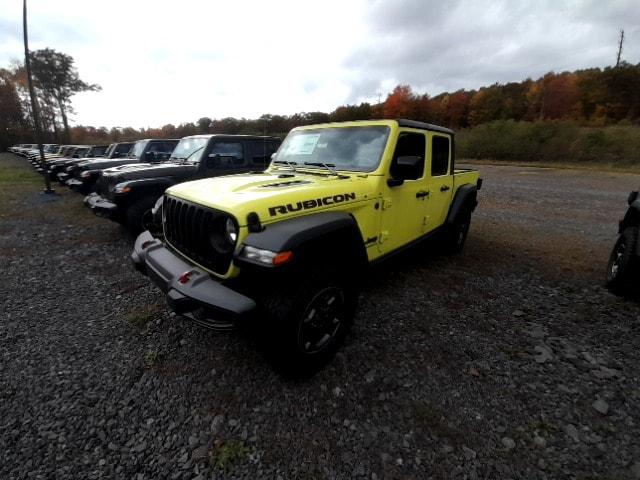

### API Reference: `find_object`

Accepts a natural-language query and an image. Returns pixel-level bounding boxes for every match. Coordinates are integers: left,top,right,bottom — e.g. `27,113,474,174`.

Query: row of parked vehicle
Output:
12,120,485,371
13,134,281,234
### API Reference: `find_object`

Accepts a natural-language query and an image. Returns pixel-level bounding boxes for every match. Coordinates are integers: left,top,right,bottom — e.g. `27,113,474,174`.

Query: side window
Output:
431,136,450,176
246,140,279,167
390,132,425,180
206,141,244,168
151,142,177,153
115,143,132,155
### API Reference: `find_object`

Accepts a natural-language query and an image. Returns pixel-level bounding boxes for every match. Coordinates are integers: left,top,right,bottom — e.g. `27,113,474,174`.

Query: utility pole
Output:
23,0,54,193
616,28,625,67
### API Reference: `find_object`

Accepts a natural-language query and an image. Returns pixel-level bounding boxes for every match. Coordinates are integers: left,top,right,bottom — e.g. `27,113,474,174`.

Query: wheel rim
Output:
298,287,345,354
610,239,626,279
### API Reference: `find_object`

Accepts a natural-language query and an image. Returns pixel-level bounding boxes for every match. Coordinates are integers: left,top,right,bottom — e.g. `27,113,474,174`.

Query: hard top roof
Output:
181,134,281,140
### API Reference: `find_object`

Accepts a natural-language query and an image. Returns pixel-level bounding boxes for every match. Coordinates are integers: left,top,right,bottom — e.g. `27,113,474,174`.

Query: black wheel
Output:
443,209,471,254
259,270,357,372
606,227,639,294
125,197,157,236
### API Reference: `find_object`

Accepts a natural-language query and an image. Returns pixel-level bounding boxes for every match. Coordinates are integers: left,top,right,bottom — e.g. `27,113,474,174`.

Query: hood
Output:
77,158,142,171
102,161,196,181
49,157,84,167
166,171,378,226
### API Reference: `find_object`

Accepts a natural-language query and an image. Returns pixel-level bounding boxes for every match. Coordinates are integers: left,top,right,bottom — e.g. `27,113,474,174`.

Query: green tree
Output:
29,48,101,142
0,68,27,148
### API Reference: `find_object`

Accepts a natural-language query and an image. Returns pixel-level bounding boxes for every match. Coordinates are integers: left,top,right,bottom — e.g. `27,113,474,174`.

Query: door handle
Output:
440,185,450,192
416,190,429,199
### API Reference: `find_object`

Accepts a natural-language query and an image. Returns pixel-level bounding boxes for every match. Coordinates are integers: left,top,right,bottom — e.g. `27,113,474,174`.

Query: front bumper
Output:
84,192,119,218
131,231,256,328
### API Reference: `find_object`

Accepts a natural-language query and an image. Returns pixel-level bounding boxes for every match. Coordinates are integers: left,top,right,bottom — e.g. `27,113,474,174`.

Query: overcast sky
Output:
0,0,638,129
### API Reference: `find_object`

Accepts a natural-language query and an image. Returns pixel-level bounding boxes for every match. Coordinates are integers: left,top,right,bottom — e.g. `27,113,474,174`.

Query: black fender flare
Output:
619,199,640,257
619,199,640,233
117,177,175,196
446,184,478,225
237,211,368,274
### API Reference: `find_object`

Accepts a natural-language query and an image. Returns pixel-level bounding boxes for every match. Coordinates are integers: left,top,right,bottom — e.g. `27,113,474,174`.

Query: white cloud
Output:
0,0,637,128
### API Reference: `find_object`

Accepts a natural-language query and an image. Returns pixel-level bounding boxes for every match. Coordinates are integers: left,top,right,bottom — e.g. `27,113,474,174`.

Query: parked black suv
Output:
607,190,640,293
62,139,178,194
47,142,133,181
85,134,281,234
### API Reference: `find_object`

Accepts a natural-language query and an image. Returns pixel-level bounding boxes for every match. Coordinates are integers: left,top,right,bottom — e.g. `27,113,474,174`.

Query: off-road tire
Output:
606,226,639,294
257,269,358,374
443,209,471,254
125,197,157,236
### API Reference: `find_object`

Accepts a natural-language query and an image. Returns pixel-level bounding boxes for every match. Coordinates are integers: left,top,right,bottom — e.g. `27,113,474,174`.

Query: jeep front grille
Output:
95,175,110,196
163,196,235,275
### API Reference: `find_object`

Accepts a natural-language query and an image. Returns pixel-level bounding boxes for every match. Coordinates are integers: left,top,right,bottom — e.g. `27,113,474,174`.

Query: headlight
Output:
65,166,75,172
114,184,131,194
207,217,238,254
80,171,93,178
225,217,238,243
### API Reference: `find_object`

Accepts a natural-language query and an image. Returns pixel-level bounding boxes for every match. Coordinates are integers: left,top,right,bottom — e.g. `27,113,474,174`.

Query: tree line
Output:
1,47,639,150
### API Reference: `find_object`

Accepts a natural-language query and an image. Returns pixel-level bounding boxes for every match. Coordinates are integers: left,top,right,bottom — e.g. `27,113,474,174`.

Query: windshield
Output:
129,141,148,159
274,126,390,173
170,138,208,162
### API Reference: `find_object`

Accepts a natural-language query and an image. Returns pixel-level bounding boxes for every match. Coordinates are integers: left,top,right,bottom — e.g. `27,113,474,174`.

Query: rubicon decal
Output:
268,193,356,216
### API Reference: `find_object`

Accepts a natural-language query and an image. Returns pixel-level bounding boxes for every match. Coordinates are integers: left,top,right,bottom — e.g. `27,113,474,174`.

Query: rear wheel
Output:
125,197,157,236
443,209,471,254
606,227,639,294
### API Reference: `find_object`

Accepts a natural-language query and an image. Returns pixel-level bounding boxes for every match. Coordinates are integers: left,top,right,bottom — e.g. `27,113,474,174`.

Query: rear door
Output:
423,133,453,231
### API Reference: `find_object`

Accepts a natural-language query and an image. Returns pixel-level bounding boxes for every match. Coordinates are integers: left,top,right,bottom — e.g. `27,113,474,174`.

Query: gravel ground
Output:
1,153,639,479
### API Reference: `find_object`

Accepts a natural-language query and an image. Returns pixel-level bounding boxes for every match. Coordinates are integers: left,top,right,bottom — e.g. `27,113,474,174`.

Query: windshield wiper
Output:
303,162,349,178
273,159,297,172
180,145,206,164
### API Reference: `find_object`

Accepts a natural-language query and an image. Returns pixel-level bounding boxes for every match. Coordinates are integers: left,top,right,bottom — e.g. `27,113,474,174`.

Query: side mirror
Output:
206,154,221,168
270,152,277,160
144,151,158,162
388,155,423,186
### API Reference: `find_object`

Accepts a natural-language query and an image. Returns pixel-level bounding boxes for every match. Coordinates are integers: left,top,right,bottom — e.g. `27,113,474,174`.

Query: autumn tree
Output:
383,85,418,119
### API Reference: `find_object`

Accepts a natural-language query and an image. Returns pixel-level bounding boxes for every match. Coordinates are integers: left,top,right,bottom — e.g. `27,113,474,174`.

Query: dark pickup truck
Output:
47,142,133,181
85,134,281,234
61,139,178,194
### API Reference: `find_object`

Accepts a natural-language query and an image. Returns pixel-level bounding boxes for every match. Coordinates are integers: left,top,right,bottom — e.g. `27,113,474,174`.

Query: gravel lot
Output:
1,153,639,479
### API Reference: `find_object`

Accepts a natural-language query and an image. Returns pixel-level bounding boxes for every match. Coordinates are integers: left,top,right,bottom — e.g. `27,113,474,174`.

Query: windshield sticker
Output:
285,134,321,155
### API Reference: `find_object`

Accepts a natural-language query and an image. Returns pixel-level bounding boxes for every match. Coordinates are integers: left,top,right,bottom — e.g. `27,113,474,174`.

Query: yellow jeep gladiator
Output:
132,119,481,368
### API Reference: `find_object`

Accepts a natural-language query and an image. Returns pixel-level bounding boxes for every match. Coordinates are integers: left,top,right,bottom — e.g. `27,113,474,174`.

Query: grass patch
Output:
126,306,161,329
413,401,464,444
145,349,160,367
210,439,249,471
0,164,42,186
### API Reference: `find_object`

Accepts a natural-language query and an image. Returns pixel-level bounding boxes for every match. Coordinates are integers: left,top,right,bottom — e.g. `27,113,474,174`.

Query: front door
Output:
378,130,429,254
